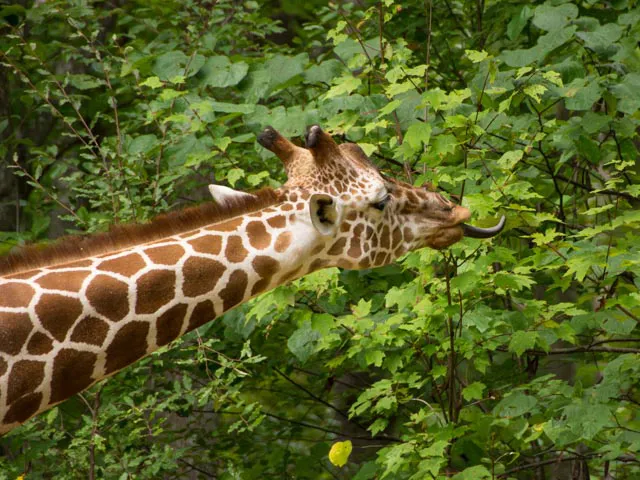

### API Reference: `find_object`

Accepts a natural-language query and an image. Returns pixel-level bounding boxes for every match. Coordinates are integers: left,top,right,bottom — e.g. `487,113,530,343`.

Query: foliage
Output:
1,0,639,478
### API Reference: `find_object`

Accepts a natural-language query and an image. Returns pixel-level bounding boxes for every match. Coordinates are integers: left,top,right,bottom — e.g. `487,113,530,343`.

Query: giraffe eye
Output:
371,195,390,211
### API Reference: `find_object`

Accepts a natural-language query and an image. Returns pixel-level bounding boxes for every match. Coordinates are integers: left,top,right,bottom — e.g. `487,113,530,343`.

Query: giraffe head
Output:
212,125,504,271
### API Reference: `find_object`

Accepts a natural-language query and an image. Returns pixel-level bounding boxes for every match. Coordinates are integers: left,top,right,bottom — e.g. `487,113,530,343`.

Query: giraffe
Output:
0,125,505,435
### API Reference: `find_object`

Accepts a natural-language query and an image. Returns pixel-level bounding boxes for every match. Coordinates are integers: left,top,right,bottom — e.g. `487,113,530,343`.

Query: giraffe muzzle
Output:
461,216,506,238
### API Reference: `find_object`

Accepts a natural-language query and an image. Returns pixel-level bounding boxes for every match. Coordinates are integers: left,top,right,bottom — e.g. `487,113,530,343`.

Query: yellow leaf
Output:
328,440,352,467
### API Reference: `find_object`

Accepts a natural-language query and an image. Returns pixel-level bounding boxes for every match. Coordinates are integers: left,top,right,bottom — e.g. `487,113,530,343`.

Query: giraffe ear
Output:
309,193,343,236
208,185,256,207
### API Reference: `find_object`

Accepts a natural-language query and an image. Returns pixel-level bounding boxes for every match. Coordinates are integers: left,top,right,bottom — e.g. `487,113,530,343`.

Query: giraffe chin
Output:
424,226,465,250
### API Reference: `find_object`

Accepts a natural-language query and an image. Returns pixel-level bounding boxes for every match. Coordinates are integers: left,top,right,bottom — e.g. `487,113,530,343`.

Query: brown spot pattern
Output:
309,258,329,272
136,270,176,314
279,266,302,284
392,227,402,247
3,392,42,424
26,332,54,355
0,283,34,308
359,257,371,269
336,259,354,269
36,294,83,342
209,217,243,232
267,215,286,229
71,316,109,346
347,239,362,258
187,299,216,331
156,303,188,346
0,312,33,355
182,257,225,297
98,253,146,276
146,244,185,265
7,271,39,280
86,275,130,322
36,270,90,292
219,270,248,311
403,227,414,242
251,256,280,295
274,232,292,253
225,236,248,263
105,321,149,374
328,238,347,255
51,259,92,270
188,236,222,255
247,221,271,250
0,357,6,377
380,226,390,249
7,360,45,404
365,226,374,240
49,349,97,404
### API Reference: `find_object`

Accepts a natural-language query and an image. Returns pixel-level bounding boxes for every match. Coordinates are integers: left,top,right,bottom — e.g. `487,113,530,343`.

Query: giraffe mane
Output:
0,188,282,276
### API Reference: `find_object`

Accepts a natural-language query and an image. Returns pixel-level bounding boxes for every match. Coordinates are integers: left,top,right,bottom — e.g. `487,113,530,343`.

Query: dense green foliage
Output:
1,0,639,478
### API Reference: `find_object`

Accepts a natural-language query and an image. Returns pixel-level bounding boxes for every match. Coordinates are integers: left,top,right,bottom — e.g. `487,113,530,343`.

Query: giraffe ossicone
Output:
0,125,505,435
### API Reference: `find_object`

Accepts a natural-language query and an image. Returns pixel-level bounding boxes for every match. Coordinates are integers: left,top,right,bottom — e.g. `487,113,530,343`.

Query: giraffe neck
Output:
0,198,323,434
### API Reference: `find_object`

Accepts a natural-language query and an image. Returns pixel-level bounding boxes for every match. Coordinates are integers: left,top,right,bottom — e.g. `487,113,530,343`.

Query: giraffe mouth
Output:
461,216,506,238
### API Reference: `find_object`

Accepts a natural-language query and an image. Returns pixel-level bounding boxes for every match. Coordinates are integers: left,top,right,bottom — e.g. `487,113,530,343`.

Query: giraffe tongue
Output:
461,216,506,238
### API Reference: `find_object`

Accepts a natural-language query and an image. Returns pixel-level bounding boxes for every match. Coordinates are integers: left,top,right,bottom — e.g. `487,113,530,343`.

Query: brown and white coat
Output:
0,126,504,435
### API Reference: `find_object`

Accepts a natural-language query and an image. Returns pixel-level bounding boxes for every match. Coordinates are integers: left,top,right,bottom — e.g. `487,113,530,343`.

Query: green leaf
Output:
532,3,578,31
465,50,489,63
128,134,157,155
324,75,361,99
497,150,524,170
564,77,601,110
452,465,492,480
493,271,535,292
509,331,537,356
264,53,308,91
140,76,163,89
574,134,601,163
501,27,576,67
159,88,186,101
212,136,232,152
462,382,486,401
379,99,402,115
246,171,269,187
353,299,372,318
610,73,640,114
507,5,533,40
198,56,249,88
524,84,547,103
287,321,321,363
365,350,385,367
67,73,103,90
207,101,255,114
576,23,623,53
404,123,432,150
495,392,538,417
153,51,205,80
369,418,389,436
304,59,345,85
